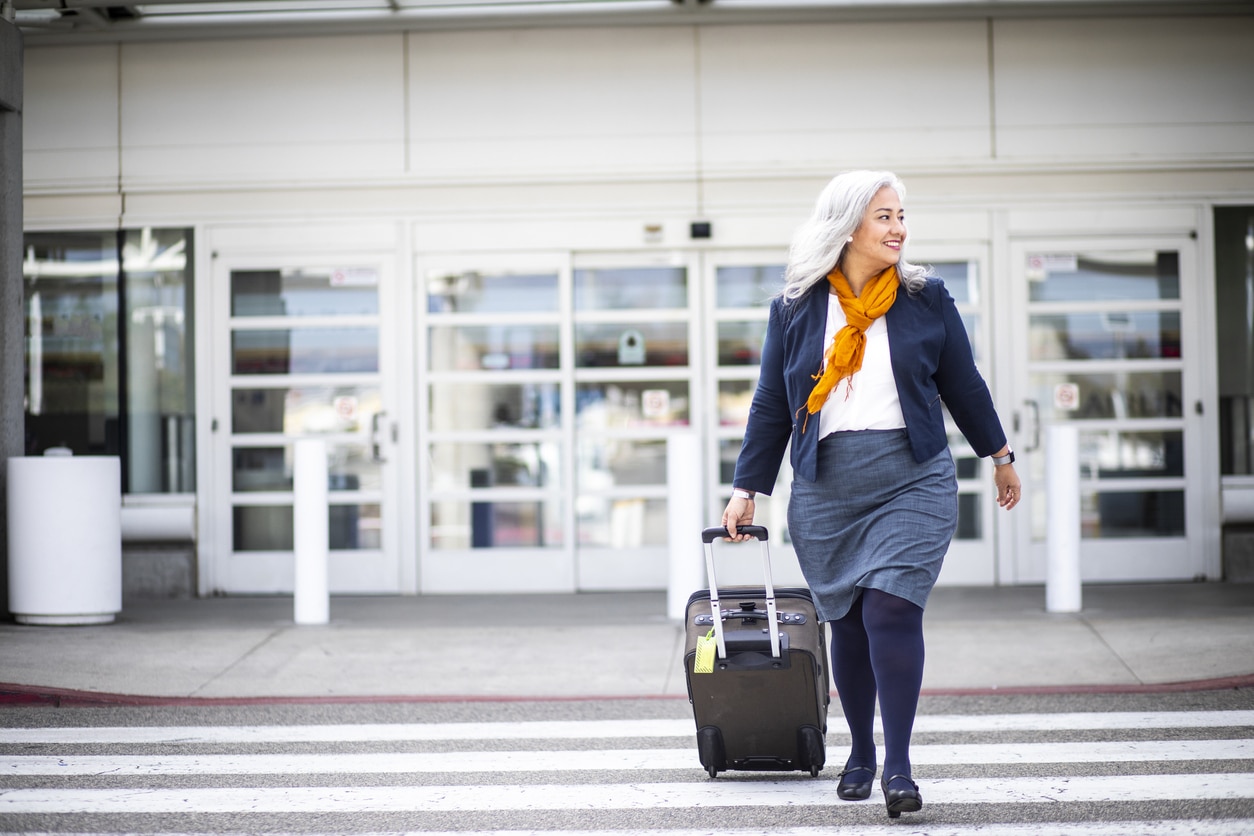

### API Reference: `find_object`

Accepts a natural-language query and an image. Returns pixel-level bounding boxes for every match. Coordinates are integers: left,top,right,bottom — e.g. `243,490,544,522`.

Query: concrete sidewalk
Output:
1,583,1253,705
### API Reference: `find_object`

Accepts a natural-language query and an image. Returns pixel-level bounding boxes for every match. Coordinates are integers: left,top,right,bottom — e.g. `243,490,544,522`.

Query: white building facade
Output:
19,6,1254,596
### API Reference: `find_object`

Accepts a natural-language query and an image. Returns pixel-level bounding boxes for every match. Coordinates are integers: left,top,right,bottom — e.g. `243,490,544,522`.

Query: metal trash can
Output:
7,454,122,625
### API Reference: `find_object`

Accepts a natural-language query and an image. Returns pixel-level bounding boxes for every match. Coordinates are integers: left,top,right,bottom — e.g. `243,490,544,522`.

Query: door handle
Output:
371,410,389,463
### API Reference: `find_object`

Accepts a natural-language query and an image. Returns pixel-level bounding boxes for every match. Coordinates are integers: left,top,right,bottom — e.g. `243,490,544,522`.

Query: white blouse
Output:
816,292,907,438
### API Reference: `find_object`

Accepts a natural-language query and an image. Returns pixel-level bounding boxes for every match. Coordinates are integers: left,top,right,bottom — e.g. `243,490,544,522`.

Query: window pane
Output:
124,228,196,493
233,444,381,493
718,379,755,427
1214,207,1254,476
1084,490,1185,538
429,382,560,431
576,497,668,547
231,328,378,374
955,493,982,540
715,265,783,308
933,262,977,305
575,322,688,367
232,386,381,434
1030,311,1181,361
1028,251,1180,302
233,505,293,551
430,442,558,491
428,324,559,371
1078,430,1184,479
23,231,120,457
717,321,767,366
231,268,378,317
430,499,563,548
427,271,558,314
574,266,687,310
576,381,689,426
330,503,381,550
1029,372,1183,421
578,438,666,488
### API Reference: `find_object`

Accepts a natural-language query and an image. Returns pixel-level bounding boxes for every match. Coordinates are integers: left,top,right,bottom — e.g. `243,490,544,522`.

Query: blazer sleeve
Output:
731,298,795,495
932,282,1008,458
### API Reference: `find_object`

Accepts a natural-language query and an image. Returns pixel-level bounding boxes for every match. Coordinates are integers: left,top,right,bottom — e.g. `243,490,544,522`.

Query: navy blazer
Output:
733,278,1008,493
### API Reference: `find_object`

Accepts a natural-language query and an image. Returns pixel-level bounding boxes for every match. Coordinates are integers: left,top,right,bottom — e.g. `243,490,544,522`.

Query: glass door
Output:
211,256,400,593
1009,239,1207,582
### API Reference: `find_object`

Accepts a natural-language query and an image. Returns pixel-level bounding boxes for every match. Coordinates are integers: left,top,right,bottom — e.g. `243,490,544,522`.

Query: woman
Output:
722,170,1021,819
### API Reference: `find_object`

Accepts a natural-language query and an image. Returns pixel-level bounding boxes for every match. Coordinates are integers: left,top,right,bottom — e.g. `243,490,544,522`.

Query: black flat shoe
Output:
835,765,875,800
882,774,922,818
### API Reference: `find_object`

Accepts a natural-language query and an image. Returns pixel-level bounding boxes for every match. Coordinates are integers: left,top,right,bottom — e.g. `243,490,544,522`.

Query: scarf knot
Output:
802,265,899,419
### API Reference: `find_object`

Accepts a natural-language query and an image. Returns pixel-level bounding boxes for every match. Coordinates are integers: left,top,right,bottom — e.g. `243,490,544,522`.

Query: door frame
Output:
204,243,405,594
1002,234,1217,584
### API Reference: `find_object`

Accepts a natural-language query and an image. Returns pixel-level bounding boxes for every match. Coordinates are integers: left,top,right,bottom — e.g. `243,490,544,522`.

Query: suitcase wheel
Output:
696,726,725,779
798,725,826,777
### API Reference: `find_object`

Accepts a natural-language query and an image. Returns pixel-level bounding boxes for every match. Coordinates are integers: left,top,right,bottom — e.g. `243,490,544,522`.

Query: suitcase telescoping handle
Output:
699,525,780,660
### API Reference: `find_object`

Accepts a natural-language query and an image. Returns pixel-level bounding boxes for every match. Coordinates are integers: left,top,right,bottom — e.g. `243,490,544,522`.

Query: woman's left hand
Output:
994,464,1022,510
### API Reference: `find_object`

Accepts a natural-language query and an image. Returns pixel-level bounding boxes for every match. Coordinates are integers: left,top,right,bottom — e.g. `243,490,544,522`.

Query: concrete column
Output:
0,16,24,618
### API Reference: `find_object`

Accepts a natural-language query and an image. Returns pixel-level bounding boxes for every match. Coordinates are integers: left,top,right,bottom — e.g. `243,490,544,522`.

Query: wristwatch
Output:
731,488,756,501
992,448,1016,466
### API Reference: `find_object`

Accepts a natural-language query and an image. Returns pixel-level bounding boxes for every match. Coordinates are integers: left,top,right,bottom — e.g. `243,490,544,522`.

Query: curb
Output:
2,674,1252,707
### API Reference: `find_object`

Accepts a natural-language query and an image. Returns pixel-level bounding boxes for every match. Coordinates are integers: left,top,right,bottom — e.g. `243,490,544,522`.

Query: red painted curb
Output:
1,674,1252,707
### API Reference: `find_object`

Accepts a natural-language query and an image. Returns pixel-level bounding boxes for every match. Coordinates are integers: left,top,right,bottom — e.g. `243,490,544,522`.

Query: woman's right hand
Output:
721,496,756,541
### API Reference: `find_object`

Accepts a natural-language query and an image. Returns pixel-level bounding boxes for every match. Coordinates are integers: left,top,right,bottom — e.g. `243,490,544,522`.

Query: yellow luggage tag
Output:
693,628,717,674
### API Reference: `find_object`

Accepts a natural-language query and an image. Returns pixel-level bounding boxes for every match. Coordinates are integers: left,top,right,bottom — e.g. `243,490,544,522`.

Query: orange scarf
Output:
803,265,899,416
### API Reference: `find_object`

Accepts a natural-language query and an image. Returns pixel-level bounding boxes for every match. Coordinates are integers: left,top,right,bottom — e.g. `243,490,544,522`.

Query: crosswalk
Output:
1,710,1252,833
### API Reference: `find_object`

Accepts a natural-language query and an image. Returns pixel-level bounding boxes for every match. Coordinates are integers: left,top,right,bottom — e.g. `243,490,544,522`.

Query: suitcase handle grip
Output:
701,524,768,543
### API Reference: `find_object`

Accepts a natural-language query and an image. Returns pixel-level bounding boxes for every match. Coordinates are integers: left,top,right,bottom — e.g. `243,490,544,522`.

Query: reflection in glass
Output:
232,386,381,434
23,231,120,457
1214,207,1254,475
330,503,381,550
1029,372,1183,421
233,444,381,493
576,498,668,547
232,328,378,374
932,262,976,305
429,382,560,431
956,493,981,540
430,442,558,491
575,321,689,367
576,381,689,426
1085,490,1184,538
232,503,381,550
718,438,742,483
715,265,783,308
233,505,293,551
124,228,196,493
1077,430,1184,479
574,266,687,310
428,324,559,371
427,271,558,314
1028,251,1180,302
718,380,755,427
231,268,378,317
717,321,767,366
430,500,562,548
1030,311,1181,361
578,438,666,488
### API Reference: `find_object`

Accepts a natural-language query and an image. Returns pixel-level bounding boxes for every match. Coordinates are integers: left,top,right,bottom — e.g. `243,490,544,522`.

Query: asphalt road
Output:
1,689,1252,834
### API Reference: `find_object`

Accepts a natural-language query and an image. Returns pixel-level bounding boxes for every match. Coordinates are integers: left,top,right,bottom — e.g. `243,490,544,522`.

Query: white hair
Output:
781,170,930,302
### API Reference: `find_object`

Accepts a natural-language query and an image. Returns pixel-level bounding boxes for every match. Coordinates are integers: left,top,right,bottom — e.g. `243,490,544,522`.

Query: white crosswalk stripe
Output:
0,708,1251,833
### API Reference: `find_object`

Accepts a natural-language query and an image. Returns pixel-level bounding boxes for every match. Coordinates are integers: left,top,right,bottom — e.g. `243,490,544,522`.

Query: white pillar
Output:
293,438,330,625
666,433,705,621
1045,424,1082,613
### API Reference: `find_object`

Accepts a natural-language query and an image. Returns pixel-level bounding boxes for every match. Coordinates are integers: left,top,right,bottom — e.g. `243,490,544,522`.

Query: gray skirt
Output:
786,428,958,622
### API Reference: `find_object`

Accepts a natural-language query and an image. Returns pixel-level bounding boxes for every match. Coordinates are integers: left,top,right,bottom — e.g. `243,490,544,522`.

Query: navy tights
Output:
828,588,924,791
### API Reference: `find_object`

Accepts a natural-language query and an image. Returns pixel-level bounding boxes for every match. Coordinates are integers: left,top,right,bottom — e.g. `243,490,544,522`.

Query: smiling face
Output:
845,186,907,274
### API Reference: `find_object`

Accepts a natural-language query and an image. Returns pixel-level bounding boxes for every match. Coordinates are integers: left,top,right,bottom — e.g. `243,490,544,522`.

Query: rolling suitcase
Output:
683,524,829,778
